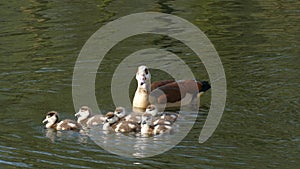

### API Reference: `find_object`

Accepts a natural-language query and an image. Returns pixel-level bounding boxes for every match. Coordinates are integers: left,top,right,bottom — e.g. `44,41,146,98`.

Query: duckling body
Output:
103,111,140,133
42,111,81,131
86,115,106,126
114,107,141,124
114,120,140,133
145,104,179,125
140,113,172,136
75,106,105,127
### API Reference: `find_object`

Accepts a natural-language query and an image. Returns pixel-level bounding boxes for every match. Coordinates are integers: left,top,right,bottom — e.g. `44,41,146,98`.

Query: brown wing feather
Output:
61,119,81,131
150,80,205,104
151,80,175,91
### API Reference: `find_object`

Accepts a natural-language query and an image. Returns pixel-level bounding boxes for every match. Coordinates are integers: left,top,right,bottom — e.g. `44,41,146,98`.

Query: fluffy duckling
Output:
103,112,140,133
42,111,81,131
102,112,118,131
140,113,172,136
75,106,106,127
145,104,179,125
114,107,141,124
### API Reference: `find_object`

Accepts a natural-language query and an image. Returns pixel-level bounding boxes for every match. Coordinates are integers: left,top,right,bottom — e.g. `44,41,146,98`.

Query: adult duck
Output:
132,65,211,109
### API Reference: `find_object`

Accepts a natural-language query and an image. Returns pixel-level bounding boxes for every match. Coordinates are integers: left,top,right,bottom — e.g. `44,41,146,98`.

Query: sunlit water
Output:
0,0,299,168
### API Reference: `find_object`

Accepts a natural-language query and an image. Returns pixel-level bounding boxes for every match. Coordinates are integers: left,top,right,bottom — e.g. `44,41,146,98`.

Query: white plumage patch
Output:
171,114,176,118
153,119,171,125
125,115,131,121
128,123,136,129
141,125,150,134
56,121,64,130
115,122,122,132
103,123,110,130
89,116,95,121
86,117,94,125
153,125,172,135
153,126,159,135
68,123,76,128
164,121,171,125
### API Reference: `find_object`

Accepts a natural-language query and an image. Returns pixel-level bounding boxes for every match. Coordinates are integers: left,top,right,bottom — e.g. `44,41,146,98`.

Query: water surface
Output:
0,0,299,168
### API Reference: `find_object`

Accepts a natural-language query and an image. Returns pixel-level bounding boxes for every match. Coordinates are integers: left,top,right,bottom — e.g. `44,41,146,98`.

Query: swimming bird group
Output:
42,65,210,136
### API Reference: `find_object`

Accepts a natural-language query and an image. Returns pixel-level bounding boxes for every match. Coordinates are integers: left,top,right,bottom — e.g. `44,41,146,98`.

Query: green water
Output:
0,0,299,168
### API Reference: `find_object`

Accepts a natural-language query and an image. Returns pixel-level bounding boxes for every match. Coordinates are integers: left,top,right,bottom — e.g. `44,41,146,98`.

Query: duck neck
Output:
133,79,151,109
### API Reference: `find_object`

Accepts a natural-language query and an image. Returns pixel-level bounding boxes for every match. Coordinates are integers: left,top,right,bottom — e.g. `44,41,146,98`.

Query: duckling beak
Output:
42,119,48,124
74,112,80,117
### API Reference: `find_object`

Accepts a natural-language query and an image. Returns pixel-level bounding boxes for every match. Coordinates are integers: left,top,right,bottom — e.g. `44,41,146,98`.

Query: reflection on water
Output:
44,128,89,144
0,0,299,168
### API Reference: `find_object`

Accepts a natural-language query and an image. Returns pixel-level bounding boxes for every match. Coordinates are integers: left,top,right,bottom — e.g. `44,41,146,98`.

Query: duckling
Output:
140,113,172,136
145,104,179,124
156,112,178,124
103,112,140,133
102,112,118,131
113,107,126,120
144,104,159,117
114,120,140,133
75,106,105,127
114,107,141,124
42,111,81,131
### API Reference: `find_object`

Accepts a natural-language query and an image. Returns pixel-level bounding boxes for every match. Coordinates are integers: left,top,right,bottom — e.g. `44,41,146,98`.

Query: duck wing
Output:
151,80,175,91
149,80,210,104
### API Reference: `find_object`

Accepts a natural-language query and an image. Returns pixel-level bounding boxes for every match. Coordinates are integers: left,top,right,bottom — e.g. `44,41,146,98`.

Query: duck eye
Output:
145,69,148,75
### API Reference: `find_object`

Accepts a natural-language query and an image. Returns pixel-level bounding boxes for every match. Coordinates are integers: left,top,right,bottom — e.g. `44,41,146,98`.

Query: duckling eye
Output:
144,68,148,75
